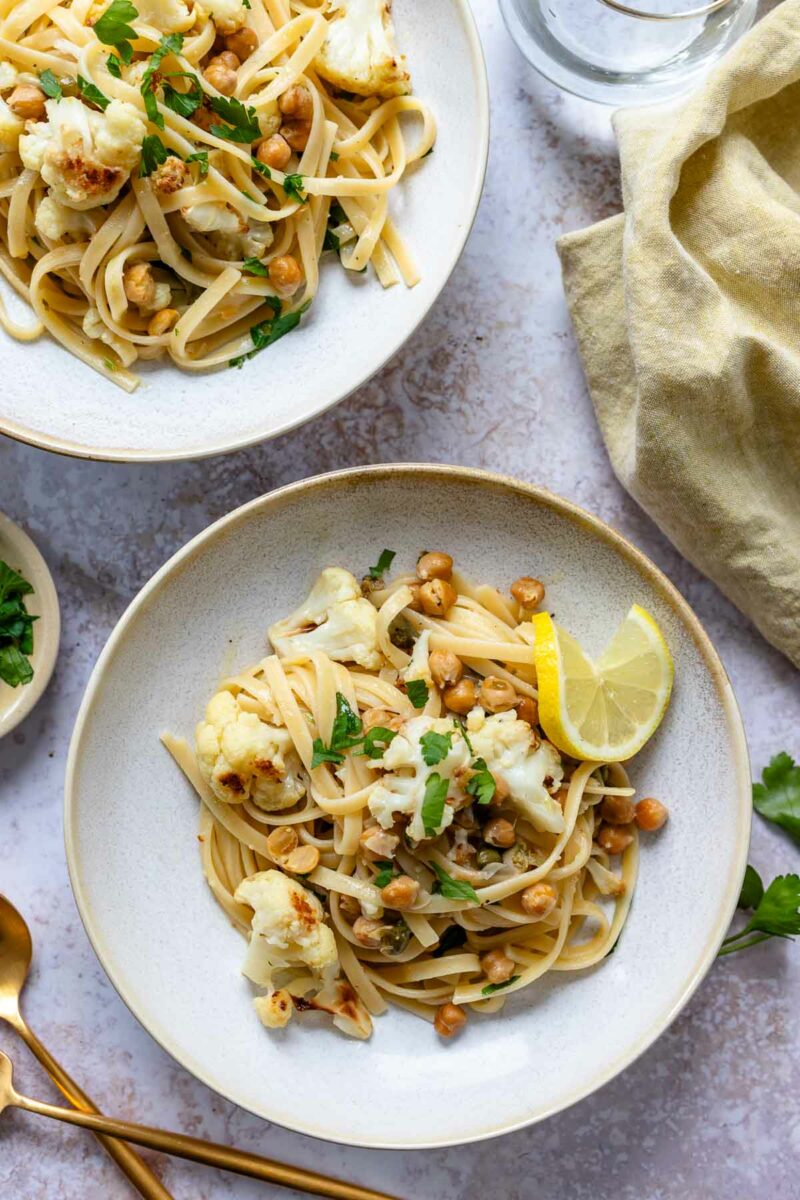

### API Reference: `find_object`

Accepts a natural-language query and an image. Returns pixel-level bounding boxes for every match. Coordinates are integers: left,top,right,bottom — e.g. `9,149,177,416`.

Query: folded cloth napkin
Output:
558,1,800,669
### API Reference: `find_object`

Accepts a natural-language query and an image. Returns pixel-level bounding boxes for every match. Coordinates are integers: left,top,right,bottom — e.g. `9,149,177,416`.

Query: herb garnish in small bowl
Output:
0,560,38,688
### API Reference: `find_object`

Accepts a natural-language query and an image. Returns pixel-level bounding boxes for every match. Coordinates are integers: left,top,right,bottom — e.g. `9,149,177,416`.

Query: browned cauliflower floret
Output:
314,0,410,100
196,690,305,811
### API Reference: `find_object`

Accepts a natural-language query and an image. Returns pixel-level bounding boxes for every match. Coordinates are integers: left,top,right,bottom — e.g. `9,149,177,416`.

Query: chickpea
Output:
7,84,46,120
482,817,516,849
511,576,546,610
416,551,453,582
597,823,635,855
204,60,237,96
147,308,179,337
279,83,313,121
268,253,303,295
224,25,258,60
419,578,457,617
381,875,419,911
429,649,463,690
600,795,636,825
635,797,669,832
434,1002,467,1038
280,119,311,152
123,262,156,308
442,678,477,715
266,825,298,860
515,697,539,727
353,917,385,948
362,707,404,733
212,49,240,69
478,675,517,713
480,948,516,985
406,582,423,612
491,774,510,805
255,133,291,171
284,844,319,874
520,882,558,919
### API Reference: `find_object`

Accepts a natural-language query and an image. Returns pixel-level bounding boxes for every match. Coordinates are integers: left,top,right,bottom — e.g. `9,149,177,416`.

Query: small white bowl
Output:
0,512,60,738
65,466,750,1148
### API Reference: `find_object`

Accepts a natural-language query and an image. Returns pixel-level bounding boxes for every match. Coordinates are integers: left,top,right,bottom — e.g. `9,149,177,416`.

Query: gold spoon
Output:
0,894,172,1199
0,1048,397,1200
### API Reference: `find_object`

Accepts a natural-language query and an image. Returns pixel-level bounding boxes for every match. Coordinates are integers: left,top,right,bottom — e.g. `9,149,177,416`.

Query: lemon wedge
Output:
531,605,673,762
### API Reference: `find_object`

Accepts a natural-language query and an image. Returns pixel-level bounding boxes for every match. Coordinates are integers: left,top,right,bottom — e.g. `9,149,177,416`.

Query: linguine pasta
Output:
0,0,434,391
163,552,669,1041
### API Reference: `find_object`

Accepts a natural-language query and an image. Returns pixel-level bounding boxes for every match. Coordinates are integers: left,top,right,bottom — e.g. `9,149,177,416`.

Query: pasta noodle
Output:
163,553,667,1041
0,0,435,390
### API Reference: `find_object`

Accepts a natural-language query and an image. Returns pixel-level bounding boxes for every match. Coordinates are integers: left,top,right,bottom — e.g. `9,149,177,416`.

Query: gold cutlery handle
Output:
17,1089,397,1200
14,1017,173,1200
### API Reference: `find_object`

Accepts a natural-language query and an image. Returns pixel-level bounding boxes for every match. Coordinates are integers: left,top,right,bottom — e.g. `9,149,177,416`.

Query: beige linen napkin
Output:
558,1,800,668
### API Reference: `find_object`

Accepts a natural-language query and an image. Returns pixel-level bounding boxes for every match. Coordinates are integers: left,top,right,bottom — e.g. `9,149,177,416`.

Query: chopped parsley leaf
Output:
466,757,496,806
209,95,260,143
39,69,62,99
430,862,479,904
323,227,340,254
420,773,448,837
374,862,395,889
139,133,169,177
419,730,454,767
481,975,520,996
93,0,138,65
140,33,184,130
406,678,429,709
282,172,307,203
242,257,268,276
330,149,339,161
106,54,123,78
368,548,395,580
229,299,309,367
186,150,209,179
358,725,398,759
251,156,272,178
309,691,366,767
162,72,202,119
76,75,110,111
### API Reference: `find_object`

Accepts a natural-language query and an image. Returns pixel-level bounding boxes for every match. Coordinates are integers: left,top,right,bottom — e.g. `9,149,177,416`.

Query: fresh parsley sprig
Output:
0,561,37,688
406,678,429,709
229,299,310,367
140,32,184,129
162,71,202,119
77,75,110,110
367,549,395,581
753,752,800,845
430,862,479,905
718,868,800,956
39,69,62,99
466,757,496,806
420,773,449,836
209,95,260,143
93,0,138,65
310,691,398,768
419,730,454,767
139,133,169,176
481,975,520,997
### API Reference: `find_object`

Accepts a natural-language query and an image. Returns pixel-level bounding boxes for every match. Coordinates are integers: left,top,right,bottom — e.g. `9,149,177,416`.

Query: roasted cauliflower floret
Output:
236,870,339,989
269,568,381,670
181,201,275,260
34,195,98,241
19,97,145,210
314,0,410,100
207,0,249,34
253,988,293,1028
181,200,245,236
368,715,471,841
468,708,565,834
0,97,23,152
135,0,194,33
196,689,306,811
150,155,190,194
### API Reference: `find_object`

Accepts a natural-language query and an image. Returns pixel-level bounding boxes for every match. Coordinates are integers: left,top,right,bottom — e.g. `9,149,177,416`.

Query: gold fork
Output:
0,895,172,1199
0,1049,397,1200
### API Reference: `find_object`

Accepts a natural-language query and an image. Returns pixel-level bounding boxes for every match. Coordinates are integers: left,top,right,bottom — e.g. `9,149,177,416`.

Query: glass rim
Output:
596,0,735,19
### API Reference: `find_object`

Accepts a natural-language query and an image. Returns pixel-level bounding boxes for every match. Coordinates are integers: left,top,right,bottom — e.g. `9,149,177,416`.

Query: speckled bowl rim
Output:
0,512,60,739
0,1,489,465
63,464,751,1149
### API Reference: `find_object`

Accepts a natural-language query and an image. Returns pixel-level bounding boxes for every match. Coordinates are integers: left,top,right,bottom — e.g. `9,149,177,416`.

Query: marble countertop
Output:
2,5,799,1197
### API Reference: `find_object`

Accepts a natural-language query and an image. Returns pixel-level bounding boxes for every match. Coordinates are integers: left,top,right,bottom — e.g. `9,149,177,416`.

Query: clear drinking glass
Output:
499,0,759,104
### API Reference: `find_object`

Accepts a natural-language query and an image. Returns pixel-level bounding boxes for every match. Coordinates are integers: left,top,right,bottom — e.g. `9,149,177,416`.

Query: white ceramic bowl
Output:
0,512,60,738
65,466,750,1148
0,2,488,463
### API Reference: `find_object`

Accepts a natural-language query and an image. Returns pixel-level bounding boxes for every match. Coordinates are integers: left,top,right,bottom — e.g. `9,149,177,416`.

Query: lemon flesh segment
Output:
531,605,673,762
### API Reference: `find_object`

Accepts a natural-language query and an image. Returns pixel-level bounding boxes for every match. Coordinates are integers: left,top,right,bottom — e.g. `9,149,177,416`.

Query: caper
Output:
476,847,501,868
380,921,411,955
